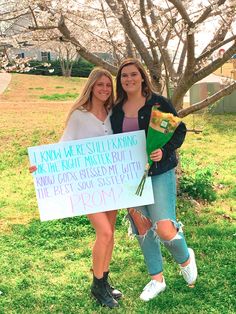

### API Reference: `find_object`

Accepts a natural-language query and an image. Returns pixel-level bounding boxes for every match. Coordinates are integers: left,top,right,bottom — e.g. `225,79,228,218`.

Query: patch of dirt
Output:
0,74,84,148
0,73,86,102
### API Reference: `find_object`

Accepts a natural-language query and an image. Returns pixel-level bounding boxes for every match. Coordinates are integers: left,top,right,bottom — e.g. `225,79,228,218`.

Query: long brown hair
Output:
65,68,114,125
115,58,155,105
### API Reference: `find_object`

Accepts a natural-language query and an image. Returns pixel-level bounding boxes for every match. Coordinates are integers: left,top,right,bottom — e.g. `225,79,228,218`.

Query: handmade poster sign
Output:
28,130,154,221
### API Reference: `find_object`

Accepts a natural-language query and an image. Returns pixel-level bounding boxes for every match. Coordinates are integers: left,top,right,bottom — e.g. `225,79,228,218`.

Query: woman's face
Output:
120,64,143,94
92,75,112,103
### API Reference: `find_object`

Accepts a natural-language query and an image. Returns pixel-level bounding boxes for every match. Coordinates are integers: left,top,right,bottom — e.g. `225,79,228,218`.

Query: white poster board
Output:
28,130,154,221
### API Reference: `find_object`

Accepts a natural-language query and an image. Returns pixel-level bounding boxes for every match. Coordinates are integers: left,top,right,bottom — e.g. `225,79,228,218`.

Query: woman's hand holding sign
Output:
29,165,37,173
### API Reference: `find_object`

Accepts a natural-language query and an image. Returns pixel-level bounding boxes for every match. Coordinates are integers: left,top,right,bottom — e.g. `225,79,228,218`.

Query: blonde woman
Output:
30,68,121,308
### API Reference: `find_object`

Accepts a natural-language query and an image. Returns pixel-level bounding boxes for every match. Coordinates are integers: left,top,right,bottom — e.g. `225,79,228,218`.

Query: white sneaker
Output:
140,278,166,301
180,248,198,285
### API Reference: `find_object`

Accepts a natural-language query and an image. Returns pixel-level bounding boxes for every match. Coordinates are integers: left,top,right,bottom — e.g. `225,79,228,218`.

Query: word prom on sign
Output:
28,130,154,221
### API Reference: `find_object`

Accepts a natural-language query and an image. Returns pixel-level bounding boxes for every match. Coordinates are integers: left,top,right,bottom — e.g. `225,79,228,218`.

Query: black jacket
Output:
110,93,187,176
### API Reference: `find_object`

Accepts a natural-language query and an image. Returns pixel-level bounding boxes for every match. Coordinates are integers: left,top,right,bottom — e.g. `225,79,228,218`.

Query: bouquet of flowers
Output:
136,105,182,196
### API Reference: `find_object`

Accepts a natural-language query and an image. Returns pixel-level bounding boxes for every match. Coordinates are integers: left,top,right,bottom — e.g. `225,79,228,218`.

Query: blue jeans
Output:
128,168,189,275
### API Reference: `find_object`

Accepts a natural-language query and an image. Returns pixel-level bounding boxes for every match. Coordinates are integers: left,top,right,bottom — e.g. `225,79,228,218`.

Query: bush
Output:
180,168,217,202
71,58,95,77
27,58,95,77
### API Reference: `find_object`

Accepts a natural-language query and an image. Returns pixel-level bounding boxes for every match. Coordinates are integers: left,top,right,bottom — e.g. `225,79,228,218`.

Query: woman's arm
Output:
155,95,187,158
161,121,187,158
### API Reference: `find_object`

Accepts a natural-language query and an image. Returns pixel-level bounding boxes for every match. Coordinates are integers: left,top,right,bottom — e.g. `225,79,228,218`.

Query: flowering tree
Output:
56,43,79,77
0,54,31,73
1,0,236,116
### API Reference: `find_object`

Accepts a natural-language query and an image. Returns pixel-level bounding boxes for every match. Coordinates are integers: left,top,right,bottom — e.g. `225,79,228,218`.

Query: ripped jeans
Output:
128,168,189,276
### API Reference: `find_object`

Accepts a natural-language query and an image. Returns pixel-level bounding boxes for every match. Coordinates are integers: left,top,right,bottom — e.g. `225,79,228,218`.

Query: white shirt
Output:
60,109,113,142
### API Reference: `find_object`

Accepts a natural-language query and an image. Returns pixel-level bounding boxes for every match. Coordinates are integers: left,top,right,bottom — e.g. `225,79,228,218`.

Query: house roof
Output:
195,74,224,84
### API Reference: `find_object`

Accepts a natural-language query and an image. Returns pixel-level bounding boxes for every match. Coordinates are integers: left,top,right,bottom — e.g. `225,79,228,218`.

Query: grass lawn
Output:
0,74,235,314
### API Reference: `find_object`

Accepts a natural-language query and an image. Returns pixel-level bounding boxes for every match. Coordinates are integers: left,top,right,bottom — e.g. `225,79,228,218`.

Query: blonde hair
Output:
65,68,114,125
115,58,155,105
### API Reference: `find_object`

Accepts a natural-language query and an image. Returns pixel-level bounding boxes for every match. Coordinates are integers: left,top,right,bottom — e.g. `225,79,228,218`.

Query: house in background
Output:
95,52,115,65
1,13,115,64
214,54,236,80
10,46,58,62
190,73,236,113
1,13,58,62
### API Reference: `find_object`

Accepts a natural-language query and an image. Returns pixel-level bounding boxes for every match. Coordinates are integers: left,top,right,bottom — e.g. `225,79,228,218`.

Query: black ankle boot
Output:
104,271,122,300
91,275,119,308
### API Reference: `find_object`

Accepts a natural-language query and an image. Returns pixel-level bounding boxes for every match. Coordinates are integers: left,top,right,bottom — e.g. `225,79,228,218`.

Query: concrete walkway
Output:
0,73,12,94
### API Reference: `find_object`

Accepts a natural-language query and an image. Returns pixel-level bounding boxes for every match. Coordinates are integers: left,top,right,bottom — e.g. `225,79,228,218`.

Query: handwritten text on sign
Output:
28,130,154,221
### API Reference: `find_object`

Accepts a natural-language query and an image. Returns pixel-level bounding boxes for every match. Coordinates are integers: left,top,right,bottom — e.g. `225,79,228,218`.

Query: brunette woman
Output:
111,58,197,301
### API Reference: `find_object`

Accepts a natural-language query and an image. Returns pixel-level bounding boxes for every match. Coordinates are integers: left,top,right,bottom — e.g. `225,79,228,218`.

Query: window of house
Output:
41,52,51,61
17,52,25,58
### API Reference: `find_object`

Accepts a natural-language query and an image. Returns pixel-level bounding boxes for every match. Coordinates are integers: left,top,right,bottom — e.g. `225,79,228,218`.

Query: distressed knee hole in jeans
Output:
128,208,152,237
153,219,189,264
127,210,189,266
153,219,184,242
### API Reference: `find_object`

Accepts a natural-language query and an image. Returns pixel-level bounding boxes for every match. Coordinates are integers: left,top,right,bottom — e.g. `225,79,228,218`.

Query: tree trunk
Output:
62,67,72,77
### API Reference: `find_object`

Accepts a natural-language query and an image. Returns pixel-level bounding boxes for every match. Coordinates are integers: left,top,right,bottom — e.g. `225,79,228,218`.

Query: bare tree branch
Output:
194,42,236,83
57,15,117,74
178,81,236,117
100,1,121,64
167,0,191,23
0,11,29,22
139,0,159,66
124,32,135,58
197,35,236,63
146,0,176,81
195,0,227,24
28,6,38,28
29,25,57,30
105,0,154,69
